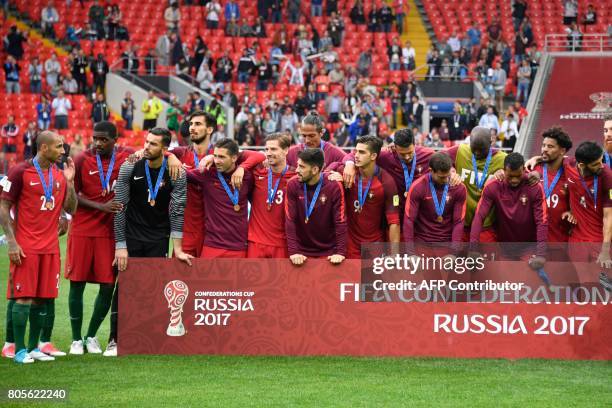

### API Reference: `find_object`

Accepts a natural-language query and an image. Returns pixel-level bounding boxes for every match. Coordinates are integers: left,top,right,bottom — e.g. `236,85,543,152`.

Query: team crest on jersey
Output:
15,283,21,292
446,194,451,202
320,194,327,203
417,165,423,174
56,182,60,189
580,196,587,208
520,194,528,205
368,192,374,200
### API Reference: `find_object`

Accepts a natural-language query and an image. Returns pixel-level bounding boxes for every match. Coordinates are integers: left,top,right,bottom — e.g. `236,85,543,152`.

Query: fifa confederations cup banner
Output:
119,243,611,360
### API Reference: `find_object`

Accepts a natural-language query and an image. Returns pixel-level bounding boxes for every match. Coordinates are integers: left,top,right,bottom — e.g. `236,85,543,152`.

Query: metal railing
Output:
544,33,612,52
410,63,479,82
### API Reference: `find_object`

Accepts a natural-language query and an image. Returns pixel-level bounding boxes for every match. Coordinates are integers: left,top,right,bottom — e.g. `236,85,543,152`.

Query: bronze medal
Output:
305,217,309,224
234,204,241,212
437,215,443,223
404,191,408,198
102,188,107,197
267,202,271,211
149,199,156,207
45,201,54,210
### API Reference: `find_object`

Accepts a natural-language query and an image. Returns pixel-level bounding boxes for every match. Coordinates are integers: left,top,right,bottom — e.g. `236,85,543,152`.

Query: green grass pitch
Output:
0,237,610,407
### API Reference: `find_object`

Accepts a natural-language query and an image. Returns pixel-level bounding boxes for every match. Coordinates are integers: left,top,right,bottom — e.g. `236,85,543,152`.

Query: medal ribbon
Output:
471,149,492,190
33,157,53,202
542,163,563,199
96,148,116,192
400,151,417,194
579,174,598,209
217,171,239,207
428,174,449,219
357,167,376,210
267,165,288,206
145,157,167,203
303,176,324,222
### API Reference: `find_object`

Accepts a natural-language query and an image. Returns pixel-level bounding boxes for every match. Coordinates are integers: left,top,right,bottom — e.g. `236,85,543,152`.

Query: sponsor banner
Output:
533,56,611,156
119,257,610,359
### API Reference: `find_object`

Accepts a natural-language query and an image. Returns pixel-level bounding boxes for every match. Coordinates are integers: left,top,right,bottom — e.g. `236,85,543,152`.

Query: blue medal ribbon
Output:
217,170,239,207
399,151,417,194
96,148,116,193
604,152,610,168
145,157,167,204
356,167,376,212
32,157,53,202
267,165,288,207
303,176,324,223
193,151,200,168
471,149,492,190
428,174,449,221
542,163,563,199
579,174,598,209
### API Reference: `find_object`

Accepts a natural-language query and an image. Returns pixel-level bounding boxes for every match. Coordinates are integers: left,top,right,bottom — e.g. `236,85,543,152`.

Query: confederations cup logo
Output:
590,92,612,113
164,280,189,337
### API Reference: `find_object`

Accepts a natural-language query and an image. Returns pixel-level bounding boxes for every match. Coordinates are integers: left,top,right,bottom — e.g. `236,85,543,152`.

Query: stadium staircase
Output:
402,0,431,70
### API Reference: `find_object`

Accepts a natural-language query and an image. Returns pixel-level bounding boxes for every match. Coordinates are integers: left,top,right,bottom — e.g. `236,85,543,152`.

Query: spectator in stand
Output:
478,105,500,134
4,26,27,60
215,51,234,82
72,48,88,94
44,52,61,89
402,40,416,71
196,62,215,93
270,0,283,23
500,112,519,151
52,90,72,129
121,91,135,130
205,0,221,29
176,55,190,81
3,55,20,94
239,18,254,37
311,0,322,17
166,100,182,132
350,1,366,24
328,63,344,84
88,0,105,39
107,4,122,40
514,24,529,65
357,49,372,77
403,95,423,129
288,0,300,23
394,0,407,35
582,4,597,28
566,22,583,51
512,101,528,127
327,12,344,47
449,102,468,142
41,1,59,38
440,58,453,81
280,107,299,135
325,88,343,123
516,59,531,107
1,115,19,153
69,133,85,158
22,121,38,159
487,17,502,48
426,49,441,80
563,0,578,25
379,3,394,33
512,0,527,31
424,128,444,149
326,0,338,16
237,50,255,83
164,2,181,31
91,53,109,94
141,91,163,130
387,37,402,71
466,23,481,60
225,0,240,31
252,17,267,38
36,95,52,130
28,56,43,94
155,31,171,66
282,59,306,87
447,31,461,54
500,41,512,76
144,48,157,75
491,62,507,113
92,93,110,124
256,56,272,91
121,45,140,75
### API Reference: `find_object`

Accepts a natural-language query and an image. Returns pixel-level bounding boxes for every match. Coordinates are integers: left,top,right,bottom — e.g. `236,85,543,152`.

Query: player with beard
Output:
602,114,612,168
285,148,347,265
0,131,77,364
247,133,296,258
172,111,266,257
286,111,346,169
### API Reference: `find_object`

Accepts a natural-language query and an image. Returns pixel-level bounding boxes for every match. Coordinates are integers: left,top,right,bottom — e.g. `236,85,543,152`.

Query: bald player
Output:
0,131,77,364
286,111,346,169
444,126,507,242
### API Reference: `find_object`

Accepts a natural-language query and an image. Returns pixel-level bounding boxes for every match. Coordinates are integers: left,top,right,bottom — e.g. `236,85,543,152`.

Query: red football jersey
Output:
566,165,612,242
344,166,400,245
173,145,210,236
1,161,67,253
71,147,133,238
248,164,296,248
534,162,571,242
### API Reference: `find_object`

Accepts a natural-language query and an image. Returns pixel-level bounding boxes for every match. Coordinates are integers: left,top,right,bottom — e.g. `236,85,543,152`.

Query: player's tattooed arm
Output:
0,199,24,265
62,157,78,214
597,207,612,269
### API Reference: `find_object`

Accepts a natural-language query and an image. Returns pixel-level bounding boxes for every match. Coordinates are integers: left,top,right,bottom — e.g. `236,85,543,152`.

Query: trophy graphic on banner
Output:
590,92,612,113
164,280,189,337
